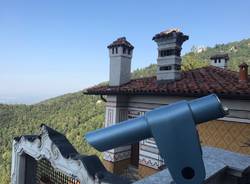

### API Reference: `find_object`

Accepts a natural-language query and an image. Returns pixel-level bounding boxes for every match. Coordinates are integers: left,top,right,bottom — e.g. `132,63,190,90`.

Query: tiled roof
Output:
84,66,250,100
107,37,134,49
210,53,229,60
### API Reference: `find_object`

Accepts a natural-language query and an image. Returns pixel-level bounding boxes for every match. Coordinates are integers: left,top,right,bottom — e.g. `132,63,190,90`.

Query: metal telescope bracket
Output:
85,94,228,184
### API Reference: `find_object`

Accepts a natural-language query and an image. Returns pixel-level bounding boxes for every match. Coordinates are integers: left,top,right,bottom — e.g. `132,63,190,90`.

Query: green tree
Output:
181,52,209,71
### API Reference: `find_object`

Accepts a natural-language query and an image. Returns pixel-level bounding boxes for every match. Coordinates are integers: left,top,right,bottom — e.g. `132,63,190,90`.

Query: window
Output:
166,50,172,56
112,48,114,54
176,50,181,56
218,59,221,63
160,50,167,57
174,64,181,70
115,47,118,54
160,66,172,71
128,49,131,55
160,65,180,71
160,48,181,57
123,48,126,54
214,59,217,63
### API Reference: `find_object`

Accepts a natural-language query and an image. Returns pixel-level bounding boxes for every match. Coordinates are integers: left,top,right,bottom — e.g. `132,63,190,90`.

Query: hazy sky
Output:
0,0,250,104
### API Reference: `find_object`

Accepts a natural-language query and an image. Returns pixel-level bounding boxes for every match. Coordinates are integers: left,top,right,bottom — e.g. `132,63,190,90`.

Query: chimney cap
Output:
210,53,229,60
107,37,134,49
152,28,189,42
239,62,249,68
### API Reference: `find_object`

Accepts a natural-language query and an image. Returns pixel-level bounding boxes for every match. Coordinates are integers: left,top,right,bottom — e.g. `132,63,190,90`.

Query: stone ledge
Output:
133,146,250,184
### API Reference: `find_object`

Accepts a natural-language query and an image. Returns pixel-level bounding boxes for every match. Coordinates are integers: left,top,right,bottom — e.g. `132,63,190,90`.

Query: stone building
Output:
85,29,250,177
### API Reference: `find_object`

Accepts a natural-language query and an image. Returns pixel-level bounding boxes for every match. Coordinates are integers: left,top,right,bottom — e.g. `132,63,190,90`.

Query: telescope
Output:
85,94,228,184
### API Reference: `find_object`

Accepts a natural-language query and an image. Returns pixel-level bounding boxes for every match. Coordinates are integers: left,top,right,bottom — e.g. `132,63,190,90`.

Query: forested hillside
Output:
1,38,250,183
0,93,105,183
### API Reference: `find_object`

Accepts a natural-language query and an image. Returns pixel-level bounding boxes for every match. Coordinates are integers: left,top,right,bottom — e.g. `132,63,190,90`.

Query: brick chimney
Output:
239,63,249,82
107,37,134,86
153,28,189,81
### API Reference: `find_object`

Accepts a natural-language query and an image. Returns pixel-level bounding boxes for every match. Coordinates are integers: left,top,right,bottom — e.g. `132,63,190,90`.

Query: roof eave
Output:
84,91,250,100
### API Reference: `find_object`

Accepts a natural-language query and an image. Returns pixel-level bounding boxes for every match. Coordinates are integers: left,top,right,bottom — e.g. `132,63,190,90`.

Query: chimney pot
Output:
238,62,249,82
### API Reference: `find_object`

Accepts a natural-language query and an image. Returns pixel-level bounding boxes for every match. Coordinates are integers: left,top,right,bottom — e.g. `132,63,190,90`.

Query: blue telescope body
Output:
85,94,228,184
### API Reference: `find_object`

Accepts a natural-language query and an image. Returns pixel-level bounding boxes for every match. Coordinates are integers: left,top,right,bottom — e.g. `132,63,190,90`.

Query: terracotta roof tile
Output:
84,66,250,100
107,37,134,49
210,53,229,60
152,29,189,42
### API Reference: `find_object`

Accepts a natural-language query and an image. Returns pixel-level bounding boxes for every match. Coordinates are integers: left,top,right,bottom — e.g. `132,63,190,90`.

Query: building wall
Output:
103,95,131,171
198,120,250,155
127,95,250,177
210,58,228,69
138,119,250,177
103,159,131,174
138,164,159,178
104,94,250,177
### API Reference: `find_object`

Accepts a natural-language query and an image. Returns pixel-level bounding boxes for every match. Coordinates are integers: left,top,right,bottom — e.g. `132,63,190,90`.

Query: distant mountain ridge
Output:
0,38,250,183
